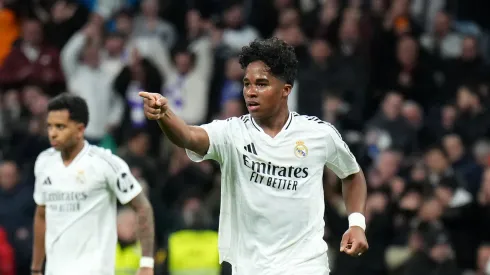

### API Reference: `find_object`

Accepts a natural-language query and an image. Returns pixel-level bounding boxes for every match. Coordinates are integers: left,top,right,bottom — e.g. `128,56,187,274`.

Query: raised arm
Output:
189,37,213,81
61,32,85,78
143,38,176,78
139,92,210,156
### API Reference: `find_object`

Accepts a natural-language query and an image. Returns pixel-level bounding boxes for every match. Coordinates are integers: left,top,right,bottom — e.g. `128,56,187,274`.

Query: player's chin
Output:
50,142,62,150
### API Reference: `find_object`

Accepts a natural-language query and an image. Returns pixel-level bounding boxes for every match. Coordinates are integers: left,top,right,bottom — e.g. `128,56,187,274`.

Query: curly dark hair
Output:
238,37,298,85
48,93,89,126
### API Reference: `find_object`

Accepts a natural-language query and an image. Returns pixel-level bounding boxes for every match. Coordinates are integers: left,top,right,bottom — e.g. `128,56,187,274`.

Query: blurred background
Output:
1,0,490,274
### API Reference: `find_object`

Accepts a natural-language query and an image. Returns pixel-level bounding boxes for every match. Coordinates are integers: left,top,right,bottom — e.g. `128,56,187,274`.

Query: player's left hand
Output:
136,267,153,275
340,226,369,257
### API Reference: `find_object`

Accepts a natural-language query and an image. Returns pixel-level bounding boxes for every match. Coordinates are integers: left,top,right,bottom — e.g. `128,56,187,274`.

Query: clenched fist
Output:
139,91,168,120
340,226,369,257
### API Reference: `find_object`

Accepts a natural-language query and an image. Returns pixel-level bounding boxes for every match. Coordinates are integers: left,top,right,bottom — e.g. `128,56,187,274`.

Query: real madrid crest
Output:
294,140,308,158
76,170,85,184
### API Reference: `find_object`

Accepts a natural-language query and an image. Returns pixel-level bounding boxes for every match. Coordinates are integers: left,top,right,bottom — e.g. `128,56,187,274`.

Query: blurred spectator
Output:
322,93,347,129
115,207,141,275
477,244,490,275
386,0,422,36
478,168,490,243
161,146,214,210
148,36,213,125
473,140,490,168
424,146,466,189
389,183,425,246
384,36,437,111
61,24,124,144
132,0,177,49
165,197,219,275
0,89,21,145
113,48,163,153
410,0,446,32
426,104,458,144
367,92,417,154
434,172,477,270
112,9,133,37
221,2,260,53
401,226,461,275
102,31,131,81
0,2,20,65
118,129,157,187
401,100,432,147
43,0,90,50
420,11,463,60
217,56,244,119
313,0,341,45
368,150,403,191
327,14,369,128
454,85,490,146
6,85,50,166
184,9,204,42
297,39,335,119
445,36,490,98
0,18,64,92
78,0,128,20
0,161,35,275
442,133,482,195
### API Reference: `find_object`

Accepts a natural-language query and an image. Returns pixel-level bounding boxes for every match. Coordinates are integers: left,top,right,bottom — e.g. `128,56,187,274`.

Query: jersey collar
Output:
59,140,90,168
250,112,294,134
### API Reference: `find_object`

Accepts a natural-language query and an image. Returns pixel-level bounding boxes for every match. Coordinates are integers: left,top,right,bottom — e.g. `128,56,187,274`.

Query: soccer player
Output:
30,94,155,275
139,37,368,274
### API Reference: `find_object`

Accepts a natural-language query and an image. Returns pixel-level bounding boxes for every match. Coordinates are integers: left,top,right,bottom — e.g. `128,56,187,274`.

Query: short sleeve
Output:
324,124,360,179
33,155,47,205
104,155,143,205
185,119,230,164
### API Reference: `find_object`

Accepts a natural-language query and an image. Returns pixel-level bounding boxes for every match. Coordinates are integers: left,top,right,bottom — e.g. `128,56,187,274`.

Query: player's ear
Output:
76,123,85,138
282,84,292,98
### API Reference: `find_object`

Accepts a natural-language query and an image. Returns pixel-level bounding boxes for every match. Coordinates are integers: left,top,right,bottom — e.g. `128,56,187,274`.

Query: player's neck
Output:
61,140,85,165
254,107,290,138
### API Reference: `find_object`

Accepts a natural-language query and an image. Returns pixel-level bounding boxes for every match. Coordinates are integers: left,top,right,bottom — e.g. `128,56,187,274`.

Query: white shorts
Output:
233,253,330,275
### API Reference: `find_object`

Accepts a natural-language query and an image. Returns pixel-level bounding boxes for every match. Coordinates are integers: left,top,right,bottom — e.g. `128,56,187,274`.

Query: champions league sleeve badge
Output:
294,140,308,158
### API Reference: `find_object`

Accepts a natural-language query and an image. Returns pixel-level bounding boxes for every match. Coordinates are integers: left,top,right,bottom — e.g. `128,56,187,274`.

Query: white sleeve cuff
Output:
185,149,207,163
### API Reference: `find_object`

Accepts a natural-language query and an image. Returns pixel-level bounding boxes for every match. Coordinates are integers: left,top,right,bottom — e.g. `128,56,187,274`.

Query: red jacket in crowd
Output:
0,44,64,87
0,227,15,275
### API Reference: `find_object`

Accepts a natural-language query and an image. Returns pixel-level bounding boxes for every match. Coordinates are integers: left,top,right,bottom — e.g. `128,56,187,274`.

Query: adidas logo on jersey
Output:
43,177,52,185
244,143,258,155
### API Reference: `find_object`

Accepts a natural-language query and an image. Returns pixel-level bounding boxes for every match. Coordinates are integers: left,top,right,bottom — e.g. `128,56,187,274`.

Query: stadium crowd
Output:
1,0,490,274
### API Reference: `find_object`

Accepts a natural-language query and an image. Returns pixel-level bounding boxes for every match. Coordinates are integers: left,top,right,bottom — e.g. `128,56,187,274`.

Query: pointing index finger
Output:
138,91,151,99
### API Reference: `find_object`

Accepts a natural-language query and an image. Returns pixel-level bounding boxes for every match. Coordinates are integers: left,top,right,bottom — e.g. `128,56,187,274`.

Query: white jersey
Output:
186,112,360,275
33,141,142,275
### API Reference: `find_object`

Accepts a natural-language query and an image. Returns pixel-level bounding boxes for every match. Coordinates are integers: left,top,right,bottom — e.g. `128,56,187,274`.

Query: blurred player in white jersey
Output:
31,94,155,275
139,37,368,275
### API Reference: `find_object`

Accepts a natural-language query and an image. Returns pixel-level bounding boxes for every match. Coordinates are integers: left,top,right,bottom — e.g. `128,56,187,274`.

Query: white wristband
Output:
348,212,366,231
140,257,154,268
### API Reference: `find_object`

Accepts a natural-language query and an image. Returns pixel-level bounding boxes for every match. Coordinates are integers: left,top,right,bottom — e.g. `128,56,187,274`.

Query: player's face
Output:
47,110,84,151
243,61,291,119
